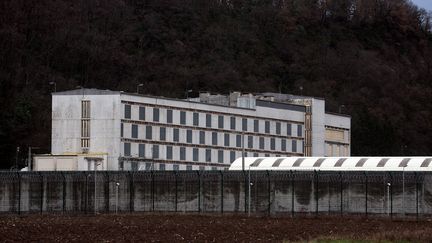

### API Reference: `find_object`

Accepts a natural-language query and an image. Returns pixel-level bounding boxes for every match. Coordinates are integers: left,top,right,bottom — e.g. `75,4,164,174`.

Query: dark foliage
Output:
1,0,431,168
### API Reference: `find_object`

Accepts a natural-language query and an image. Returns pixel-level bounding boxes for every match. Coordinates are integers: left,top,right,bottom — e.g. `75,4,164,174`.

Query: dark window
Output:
120,123,123,137
206,114,212,127
230,151,236,162
218,150,224,163
166,146,173,160
167,110,173,123
139,106,145,120
152,145,159,158
124,105,131,119
145,163,152,171
236,135,241,147
186,165,192,171
131,162,138,171
292,140,297,152
173,128,179,142
287,123,292,136
254,120,259,133
193,148,199,161
265,154,270,157
206,149,211,162
297,124,302,137
173,164,179,171
199,131,205,144
199,166,205,171
253,153,259,157
259,137,264,149
131,124,138,138
153,108,159,122
242,118,247,131
281,139,286,151
248,136,253,148
270,138,275,150
212,132,217,145
124,143,131,156
180,111,186,125
265,121,270,133
160,127,166,141
139,144,145,157
276,122,281,134
193,112,199,126
180,147,186,160
159,163,165,171
187,130,192,143
230,117,236,130
224,133,230,146
212,167,217,171
218,115,224,129
145,126,152,139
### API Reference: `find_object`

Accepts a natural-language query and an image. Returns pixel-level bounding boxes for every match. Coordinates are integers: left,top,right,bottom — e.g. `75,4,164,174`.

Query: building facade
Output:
45,89,350,171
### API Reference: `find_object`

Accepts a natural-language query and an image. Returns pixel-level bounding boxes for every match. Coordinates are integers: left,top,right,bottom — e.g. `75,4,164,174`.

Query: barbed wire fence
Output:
0,171,430,218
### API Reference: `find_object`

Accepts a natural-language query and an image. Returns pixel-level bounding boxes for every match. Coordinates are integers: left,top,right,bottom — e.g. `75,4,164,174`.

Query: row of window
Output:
122,124,301,152
123,143,289,164
126,162,221,171
124,104,303,136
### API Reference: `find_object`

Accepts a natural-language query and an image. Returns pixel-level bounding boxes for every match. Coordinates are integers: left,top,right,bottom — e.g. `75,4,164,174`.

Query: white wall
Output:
311,99,325,156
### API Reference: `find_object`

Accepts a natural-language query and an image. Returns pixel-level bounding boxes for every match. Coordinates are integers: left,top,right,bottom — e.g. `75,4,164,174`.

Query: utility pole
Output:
242,132,245,171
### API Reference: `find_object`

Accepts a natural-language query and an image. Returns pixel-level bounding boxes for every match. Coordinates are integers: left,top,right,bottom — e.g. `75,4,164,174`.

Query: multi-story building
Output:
36,88,350,171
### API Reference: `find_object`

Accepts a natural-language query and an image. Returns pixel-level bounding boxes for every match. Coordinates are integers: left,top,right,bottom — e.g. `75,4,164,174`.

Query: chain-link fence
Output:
0,171,431,218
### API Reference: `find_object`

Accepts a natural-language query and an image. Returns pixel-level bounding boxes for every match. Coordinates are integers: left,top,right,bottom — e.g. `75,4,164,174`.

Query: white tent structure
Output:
229,157,432,171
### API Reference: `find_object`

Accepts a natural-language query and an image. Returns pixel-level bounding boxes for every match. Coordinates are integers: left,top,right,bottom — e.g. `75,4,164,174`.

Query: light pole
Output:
49,81,56,93
137,83,144,94
186,89,193,101
115,182,120,214
15,147,20,171
94,160,102,214
387,182,391,216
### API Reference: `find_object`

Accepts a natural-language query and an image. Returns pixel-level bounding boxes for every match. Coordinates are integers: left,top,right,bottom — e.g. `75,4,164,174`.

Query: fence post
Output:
390,172,393,219
315,170,319,217
61,172,66,213
364,171,368,217
197,171,201,213
244,170,247,214
291,170,294,217
151,171,155,212
267,170,271,216
85,172,88,214
129,171,134,213
220,170,224,214
340,172,343,215
39,172,44,214
16,172,21,215
175,171,178,213
105,172,109,213
415,172,419,221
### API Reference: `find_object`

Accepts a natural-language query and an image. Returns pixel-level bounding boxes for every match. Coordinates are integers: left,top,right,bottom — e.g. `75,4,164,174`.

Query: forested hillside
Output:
1,0,431,168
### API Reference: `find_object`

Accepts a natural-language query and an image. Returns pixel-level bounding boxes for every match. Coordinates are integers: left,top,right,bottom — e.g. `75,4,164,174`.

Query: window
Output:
144,126,151,139
131,124,138,138
199,131,205,144
166,146,173,160
180,147,186,160
212,167,217,171
218,150,224,163
205,149,211,162
139,144,145,157
167,110,173,123
187,130,192,143
199,166,205,171
81,100,91,148
236,135,241,148
292,140,297,152
206,114,212,127
159,163,165,171
230,151,236,162
186,165,192,171
218,115,224,129
193,148,199,161
281,139,286,151
124,143,131,156
193,112,199,126
120,123,123,137
248,136,253,148
124,104,131,119
254,120,259,133
242,118,247,131
287,123,292,136
173,128,179,142
131,162,138,171
180,111,186,125
230,117,236,130
153,108,159,122
297,124,303,137
253,153,259,157
173,164,179,171
224,133,230,146
160,127,166,141
212,132,217,145
152,145,159,158
265,121,270,133
270,138,275,150
145,163,152,171
259,137,264,149
139,107,145,120
276,122,281,134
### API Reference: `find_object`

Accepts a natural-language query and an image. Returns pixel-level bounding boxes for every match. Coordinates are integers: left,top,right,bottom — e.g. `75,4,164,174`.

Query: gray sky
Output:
411,0,432,11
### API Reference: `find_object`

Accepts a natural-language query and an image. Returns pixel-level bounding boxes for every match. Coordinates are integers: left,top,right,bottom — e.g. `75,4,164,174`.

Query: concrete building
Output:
35,88,350,171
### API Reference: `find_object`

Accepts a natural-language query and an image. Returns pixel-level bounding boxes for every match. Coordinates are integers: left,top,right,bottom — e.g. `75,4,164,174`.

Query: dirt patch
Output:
0,213,431,242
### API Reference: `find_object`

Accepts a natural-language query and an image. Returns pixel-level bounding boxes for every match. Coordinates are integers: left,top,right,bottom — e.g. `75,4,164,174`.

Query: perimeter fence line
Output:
0,171,430,218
